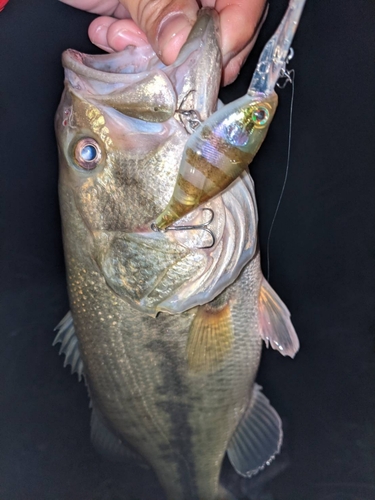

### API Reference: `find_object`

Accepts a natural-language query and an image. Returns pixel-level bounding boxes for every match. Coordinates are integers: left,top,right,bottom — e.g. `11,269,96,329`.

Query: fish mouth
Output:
62,46,161,85
62,8,222,123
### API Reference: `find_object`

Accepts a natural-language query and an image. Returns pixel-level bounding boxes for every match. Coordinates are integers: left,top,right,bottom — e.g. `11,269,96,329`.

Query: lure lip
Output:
248,0,306,97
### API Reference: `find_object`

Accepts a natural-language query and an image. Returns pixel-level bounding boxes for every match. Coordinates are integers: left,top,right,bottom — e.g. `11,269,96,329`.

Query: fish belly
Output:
61,194,262,500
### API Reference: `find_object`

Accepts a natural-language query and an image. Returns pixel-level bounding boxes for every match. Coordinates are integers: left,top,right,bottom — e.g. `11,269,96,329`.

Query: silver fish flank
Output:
55,5,303,500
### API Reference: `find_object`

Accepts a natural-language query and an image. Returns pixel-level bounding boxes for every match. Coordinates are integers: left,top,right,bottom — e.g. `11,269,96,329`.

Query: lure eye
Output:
251,106,269,127
74,138,101,170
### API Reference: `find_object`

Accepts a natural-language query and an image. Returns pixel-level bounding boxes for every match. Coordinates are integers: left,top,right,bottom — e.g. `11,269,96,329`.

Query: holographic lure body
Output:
155,0,306,230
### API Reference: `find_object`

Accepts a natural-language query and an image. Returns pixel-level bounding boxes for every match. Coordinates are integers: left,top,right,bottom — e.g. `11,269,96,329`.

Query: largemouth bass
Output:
55,7,301,500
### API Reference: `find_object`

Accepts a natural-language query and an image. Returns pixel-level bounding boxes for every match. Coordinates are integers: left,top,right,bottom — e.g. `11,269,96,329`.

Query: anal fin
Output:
259,278,299,357
227,384,282,478
186,303,233,373
53,311,84,381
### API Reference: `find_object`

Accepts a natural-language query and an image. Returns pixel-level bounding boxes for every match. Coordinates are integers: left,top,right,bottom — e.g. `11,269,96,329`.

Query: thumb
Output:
119,0,199,64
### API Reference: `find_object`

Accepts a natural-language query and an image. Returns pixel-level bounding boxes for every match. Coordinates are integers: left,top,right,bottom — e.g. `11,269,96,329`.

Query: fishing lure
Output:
154,0,306,230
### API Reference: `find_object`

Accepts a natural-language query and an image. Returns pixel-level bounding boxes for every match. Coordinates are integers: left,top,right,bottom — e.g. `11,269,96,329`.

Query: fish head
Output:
56,9,221,234
56,71,185,235
56,9,258,316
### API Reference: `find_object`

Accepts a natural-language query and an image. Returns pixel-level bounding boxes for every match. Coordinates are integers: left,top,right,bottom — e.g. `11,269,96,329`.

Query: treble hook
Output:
176,90,202,134
151,208,216,249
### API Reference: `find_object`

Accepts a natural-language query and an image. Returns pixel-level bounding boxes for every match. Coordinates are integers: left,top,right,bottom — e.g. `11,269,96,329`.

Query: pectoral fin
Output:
187,303,233,374
227,384,282,478
258,278,299,357
53,311,84,381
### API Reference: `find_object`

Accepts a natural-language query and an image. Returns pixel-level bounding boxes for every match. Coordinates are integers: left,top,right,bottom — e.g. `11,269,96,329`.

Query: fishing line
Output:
266,69,295,282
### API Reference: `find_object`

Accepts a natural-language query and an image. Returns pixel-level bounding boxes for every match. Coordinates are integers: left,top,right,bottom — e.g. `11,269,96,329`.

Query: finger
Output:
59,0,128,18
213,0,268,65
88,16,117,52
89,16,148,52
219,2,269,86
222,40,255,86
117,0,199,64
107,18,149,51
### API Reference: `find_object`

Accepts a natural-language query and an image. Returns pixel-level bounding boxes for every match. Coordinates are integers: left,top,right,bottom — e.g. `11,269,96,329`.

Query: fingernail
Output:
157,13,192,64
111,29,149,51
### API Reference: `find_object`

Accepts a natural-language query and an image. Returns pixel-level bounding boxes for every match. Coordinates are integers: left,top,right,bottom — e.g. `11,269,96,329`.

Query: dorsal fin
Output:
186,303,233,373
227,384,282,477
258,277,299,357
53,311,84,381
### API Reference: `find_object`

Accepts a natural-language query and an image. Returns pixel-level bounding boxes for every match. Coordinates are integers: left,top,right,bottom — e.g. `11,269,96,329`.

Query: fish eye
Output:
251,106,269,127
74,138,101,170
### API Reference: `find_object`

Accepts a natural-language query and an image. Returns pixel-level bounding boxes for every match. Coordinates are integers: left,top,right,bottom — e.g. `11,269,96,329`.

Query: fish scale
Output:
55,5,304,499
62,179,261,498
67,238,260,500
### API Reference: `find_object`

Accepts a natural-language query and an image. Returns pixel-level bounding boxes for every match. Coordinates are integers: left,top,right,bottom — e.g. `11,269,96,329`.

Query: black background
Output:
1,1,374,499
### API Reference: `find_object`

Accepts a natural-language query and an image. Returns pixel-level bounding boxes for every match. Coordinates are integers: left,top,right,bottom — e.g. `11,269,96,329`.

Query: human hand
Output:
60,0,267,86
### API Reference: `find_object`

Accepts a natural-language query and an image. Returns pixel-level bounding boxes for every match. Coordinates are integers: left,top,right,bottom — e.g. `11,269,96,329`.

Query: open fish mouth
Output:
62,47,178,123
62,45,163,80
61,8,221,125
